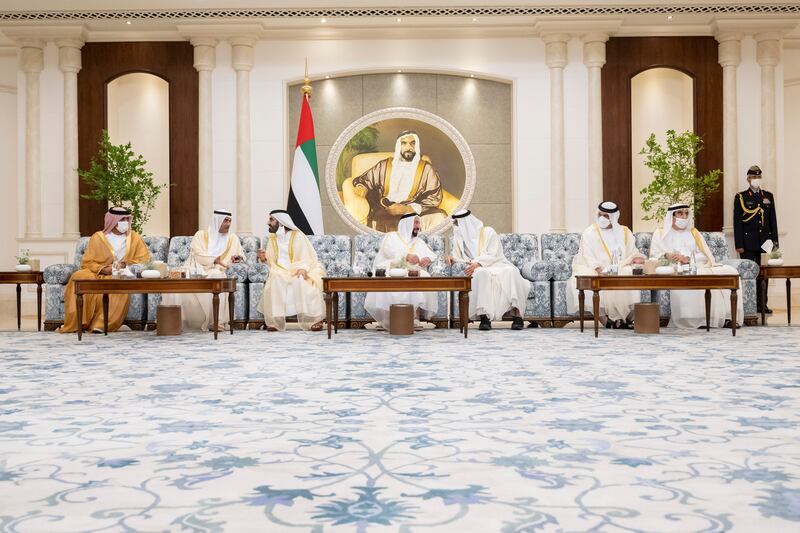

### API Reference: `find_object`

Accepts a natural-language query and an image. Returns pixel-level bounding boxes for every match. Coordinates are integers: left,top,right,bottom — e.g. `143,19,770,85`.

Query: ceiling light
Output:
126,20,131,25
396,18,402,22
325,75,330,79
667,15,673,20
397,69,402,73
321,18,327,23
472,17,478,22
470,74,475,78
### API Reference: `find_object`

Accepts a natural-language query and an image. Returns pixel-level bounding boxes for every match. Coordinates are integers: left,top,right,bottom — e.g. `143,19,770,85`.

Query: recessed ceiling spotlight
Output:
470,74,475,78
126,20,131,25
667,15,673,20
397,69,402,73
321,18,327,23
397,18,402,23
325,75,330,79
472,17,478,22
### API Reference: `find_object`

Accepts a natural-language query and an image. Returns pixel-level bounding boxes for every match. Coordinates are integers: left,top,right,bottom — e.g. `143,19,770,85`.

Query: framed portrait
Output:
326,107,476,234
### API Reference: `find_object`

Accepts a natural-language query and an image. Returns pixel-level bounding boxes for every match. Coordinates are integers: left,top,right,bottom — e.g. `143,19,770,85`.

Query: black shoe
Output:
723,320,733,329
766,307,773,314
511,317,524,330
479,316,492,330
527,321,540,328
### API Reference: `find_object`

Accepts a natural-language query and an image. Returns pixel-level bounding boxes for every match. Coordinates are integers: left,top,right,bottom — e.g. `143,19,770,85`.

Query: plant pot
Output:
388,268,407,277
141,269,162,279
655,265,675,275
767,258,784,266
14,264,32,272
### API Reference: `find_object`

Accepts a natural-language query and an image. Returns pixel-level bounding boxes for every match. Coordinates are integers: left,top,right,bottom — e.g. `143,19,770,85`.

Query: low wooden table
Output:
759,265,800,325
575,274,740,337
322,276,472,339
0,271,44,331
72,277,236,340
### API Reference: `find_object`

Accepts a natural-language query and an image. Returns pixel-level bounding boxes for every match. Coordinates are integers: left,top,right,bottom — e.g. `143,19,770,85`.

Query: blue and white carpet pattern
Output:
1,328,799,532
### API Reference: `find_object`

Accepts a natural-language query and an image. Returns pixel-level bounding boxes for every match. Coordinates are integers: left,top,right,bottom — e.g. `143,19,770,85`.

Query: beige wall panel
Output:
471,143,513,205
363,73,438,114
436,74,512,145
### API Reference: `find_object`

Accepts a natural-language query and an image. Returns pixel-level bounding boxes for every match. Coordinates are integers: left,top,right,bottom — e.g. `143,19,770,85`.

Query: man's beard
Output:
268,223,279,234
401,150,415,162
411,228,420,237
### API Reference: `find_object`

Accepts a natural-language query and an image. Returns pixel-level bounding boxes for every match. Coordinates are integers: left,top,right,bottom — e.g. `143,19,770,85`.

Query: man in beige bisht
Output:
60,206,150,333
446,209,530,331
567,201,645,329
649,203,743,329
256,210,326,332
351,131,446,232
365,213,438,330
163,209,244,331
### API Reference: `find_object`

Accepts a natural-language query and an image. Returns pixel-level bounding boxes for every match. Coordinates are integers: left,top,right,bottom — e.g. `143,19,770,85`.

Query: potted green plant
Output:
767,247,783,266
79,130,169,234
639,130,721,223
14,249,31,272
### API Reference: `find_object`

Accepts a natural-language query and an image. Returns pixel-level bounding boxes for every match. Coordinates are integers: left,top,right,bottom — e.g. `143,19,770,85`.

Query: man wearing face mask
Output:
162,209,244,332
256,210,326,331
650,204,743,329
733,165,778,313
566,202,644,329
60,207,150,333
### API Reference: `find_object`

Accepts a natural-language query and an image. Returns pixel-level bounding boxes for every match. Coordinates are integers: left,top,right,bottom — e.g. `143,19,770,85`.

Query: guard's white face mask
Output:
597,216,611,229
116,221,130,233
750,178,762,190
674,217,689,230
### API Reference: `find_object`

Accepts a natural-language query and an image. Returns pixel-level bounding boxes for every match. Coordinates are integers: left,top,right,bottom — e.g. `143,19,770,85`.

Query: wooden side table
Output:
759,265,800,325
0,271,44,331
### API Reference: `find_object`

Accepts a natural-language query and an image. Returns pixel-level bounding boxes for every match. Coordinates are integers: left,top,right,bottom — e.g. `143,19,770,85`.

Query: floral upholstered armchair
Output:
43,236,169,330
540,232,582,321
449,233,551,327
350,233,449,327
247,234,352,328
147,235,258,328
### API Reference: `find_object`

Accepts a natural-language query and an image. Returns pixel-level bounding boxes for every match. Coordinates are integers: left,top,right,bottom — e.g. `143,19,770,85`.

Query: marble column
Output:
231,37,255,235
20,39,44,239
58,38,83,239
583,32,608,214
191,37,217,223
544,33,569,233
756,32,781,195
716,33,742,236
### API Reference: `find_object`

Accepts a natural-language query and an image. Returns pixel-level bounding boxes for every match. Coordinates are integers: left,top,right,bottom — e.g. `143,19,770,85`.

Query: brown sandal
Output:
310,322,324,332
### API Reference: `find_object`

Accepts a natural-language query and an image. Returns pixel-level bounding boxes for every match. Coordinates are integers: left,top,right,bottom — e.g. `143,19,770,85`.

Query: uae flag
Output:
286,93,324,235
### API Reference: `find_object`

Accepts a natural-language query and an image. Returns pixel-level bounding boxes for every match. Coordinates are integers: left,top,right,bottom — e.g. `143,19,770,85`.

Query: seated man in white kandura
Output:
162,209,244,331
649,203,743,329
446,209,530,331
256,209,326,332
567,201,645,329
365,213,438,330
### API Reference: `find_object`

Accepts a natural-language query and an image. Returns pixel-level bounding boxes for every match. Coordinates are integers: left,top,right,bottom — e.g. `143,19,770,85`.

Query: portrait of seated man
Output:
350,130,448,232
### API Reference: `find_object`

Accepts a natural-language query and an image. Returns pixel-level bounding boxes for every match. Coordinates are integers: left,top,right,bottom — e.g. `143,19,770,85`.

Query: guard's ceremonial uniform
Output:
733,165,778,311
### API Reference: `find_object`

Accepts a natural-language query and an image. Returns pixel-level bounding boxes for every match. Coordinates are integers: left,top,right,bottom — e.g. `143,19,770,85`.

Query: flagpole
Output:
302,57,312,99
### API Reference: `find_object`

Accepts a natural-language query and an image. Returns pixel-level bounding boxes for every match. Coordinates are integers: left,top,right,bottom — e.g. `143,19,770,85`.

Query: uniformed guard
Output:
733,165,779,313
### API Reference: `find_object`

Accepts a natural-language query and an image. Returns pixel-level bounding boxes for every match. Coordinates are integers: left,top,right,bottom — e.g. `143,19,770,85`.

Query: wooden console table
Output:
72,277,236,340
322,276,472,339
575,274,740,337
759,265,800,325
0,271,44,331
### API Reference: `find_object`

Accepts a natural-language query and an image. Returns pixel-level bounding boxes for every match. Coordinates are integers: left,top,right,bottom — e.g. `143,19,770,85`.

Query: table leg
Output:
333,292,339,334
212,292,219,340
787,279,792,325
228,291,235,335
76,293,83,341
761,277,767,325
461,291,469,339
731,289,738,337
592,290,599,338
15,284,21,331
704,289,711,332
102,293,109,335
578,289,585,332
324,292,332,339
37,282,42,332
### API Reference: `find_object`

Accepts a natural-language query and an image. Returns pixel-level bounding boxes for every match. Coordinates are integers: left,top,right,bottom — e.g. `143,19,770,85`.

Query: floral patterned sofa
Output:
350,233,449,328
247,234,352,329
147,235,260,329
43,236,169,331
542,231,759,324
449,233,552,327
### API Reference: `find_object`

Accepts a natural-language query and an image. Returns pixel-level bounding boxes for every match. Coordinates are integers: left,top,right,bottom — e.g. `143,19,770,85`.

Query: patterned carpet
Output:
0,327,799,532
